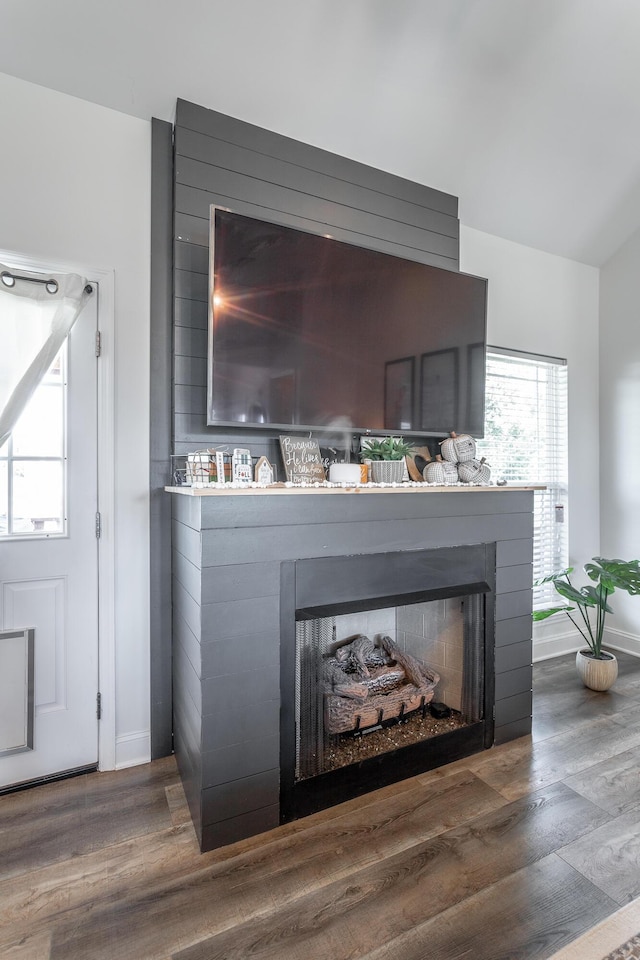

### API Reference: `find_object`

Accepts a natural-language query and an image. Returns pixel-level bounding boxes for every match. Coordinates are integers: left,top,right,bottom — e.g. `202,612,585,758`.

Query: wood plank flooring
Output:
2,652,640,960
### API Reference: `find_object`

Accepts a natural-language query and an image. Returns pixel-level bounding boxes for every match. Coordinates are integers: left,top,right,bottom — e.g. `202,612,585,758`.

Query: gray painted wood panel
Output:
176,181,460,263
174,209,459,270
201,769,280,828
175,295,207,328
200,805,280,851
173,577,202,642
201,562,281,603
495,666,532,700
496,563,534,595
172,517,202,565
176,128,459,238
201,630,280,679
496,641,535,673
200,512,533,567
201,595,280,639
201,696,280,750
202,733,280,789
199,491,534,531
176,100,458,218
495,615,532,648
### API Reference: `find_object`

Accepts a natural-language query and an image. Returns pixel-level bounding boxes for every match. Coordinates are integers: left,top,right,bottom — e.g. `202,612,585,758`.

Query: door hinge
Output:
95,330,102,357
95,511,102,539
96,692,102,720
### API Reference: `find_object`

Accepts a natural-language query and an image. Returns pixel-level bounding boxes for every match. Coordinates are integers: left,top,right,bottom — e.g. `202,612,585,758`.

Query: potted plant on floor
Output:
533,557,640,690
360,437,414,483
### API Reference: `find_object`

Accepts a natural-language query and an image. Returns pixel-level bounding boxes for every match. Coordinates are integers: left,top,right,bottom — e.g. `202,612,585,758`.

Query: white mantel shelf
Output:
165,483,545,497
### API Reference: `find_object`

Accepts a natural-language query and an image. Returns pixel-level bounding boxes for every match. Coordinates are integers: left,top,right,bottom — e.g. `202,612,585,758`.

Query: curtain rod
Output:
1,270,93,295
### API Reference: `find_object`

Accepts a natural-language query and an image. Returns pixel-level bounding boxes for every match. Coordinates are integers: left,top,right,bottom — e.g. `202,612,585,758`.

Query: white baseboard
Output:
532,626,640,662
115,730,151,769
603,627,640,659
533,630,581,662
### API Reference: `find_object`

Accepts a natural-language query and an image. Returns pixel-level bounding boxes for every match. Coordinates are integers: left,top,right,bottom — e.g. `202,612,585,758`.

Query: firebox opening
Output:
295,592,485,782
280,545,496,822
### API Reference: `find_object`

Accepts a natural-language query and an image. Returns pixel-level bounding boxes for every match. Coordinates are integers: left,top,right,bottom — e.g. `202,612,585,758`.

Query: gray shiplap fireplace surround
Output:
154,100,535,852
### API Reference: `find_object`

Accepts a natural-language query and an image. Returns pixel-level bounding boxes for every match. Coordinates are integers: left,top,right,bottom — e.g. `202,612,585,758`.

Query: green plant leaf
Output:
533,568,573,587
553,580,598,607
532,605,575,621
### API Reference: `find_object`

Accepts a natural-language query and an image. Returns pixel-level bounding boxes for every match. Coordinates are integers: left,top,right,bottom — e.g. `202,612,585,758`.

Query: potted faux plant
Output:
533,557,640,690
360,437,414,483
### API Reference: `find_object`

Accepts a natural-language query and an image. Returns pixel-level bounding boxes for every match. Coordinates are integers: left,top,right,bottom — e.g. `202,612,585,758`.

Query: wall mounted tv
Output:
207,207,488,438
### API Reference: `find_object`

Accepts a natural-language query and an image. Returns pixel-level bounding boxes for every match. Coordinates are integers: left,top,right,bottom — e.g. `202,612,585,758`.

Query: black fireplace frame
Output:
280,544,496,822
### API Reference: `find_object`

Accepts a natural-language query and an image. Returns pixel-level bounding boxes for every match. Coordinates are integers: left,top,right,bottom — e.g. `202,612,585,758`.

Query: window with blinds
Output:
476,349,568,609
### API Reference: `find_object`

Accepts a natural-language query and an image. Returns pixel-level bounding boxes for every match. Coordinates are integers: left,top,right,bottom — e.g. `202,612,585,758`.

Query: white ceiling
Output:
2,0,640,265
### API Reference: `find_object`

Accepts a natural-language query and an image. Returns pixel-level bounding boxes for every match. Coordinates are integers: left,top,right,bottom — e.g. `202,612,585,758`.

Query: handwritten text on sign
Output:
279,436,326,483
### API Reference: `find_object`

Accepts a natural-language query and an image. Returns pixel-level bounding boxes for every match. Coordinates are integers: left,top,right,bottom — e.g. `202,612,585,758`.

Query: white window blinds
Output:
476,349,568,609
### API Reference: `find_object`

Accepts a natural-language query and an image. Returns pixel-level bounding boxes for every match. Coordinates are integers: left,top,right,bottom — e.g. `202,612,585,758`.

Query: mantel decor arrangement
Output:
533,557,640,690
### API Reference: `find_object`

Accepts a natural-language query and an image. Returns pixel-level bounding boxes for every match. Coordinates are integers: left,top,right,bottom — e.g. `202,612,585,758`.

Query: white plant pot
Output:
575,649,618,691
371,460,405,483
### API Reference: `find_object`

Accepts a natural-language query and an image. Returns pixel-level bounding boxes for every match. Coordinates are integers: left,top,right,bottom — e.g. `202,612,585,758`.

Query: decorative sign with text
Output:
279,436,326,484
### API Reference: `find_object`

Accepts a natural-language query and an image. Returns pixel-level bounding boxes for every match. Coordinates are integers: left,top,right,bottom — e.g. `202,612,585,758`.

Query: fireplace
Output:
169,486,535,851
280,545,495,820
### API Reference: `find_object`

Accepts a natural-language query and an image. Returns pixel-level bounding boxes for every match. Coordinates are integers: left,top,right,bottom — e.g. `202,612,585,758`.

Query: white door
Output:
0,288,99,787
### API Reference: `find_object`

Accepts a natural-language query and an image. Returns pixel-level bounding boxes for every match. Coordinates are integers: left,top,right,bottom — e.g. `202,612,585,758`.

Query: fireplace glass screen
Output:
295,594,485,781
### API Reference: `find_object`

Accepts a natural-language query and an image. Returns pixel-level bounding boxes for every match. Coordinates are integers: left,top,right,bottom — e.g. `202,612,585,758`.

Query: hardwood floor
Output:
2,652,640,960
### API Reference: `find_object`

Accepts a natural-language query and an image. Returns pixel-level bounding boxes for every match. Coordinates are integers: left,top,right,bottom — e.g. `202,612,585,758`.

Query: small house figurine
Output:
255,455,274,485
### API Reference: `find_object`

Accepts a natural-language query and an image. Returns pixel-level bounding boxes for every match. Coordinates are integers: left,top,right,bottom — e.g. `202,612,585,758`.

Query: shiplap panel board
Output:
175,137,459,238
495,616,532,648
201,697,280,748
202,733,280,789
173,549,202,603
175,180,459,261
172,492,201,530
173,609,201,680
200,805,280,851
173,577,202,641
201,595,280,639
199,492,534,531
201,630,280,679
176,100,458,218
175,355,207,387
496,538,534,568
201,513,534,567
173,668,201,752
174,325,208,360
201,769,280,828
175,268,208,303
201,562,281,603
494,717,532,745
496,563,534,595
496,641,534,673
174,209,459,270
174,385,207,416
495,666,532,700
495,589,533,622
174,635,202,715
495,691,533,728
203,665,279,718
175,296,208,329
175,240,208,275
172,519,202,569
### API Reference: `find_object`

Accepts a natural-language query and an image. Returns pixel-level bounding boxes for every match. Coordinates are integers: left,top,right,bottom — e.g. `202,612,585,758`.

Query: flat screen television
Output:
207,207,487,438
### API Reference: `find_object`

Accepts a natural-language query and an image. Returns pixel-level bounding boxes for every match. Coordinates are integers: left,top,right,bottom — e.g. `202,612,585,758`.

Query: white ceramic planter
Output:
575,649,618,691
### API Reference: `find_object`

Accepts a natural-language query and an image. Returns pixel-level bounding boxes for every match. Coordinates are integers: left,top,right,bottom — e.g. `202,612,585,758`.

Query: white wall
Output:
0,72,151,766
460,226,601,659
599,226,640,653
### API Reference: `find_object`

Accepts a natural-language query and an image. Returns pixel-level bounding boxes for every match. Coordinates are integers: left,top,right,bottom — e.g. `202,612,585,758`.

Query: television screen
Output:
207,207,487,437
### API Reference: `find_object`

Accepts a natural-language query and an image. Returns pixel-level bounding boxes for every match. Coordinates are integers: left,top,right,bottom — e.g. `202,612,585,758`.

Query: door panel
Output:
0,289,99,787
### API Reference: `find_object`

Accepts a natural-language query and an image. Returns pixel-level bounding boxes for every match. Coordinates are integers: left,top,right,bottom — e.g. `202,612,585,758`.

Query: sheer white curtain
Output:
0,266,91,447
